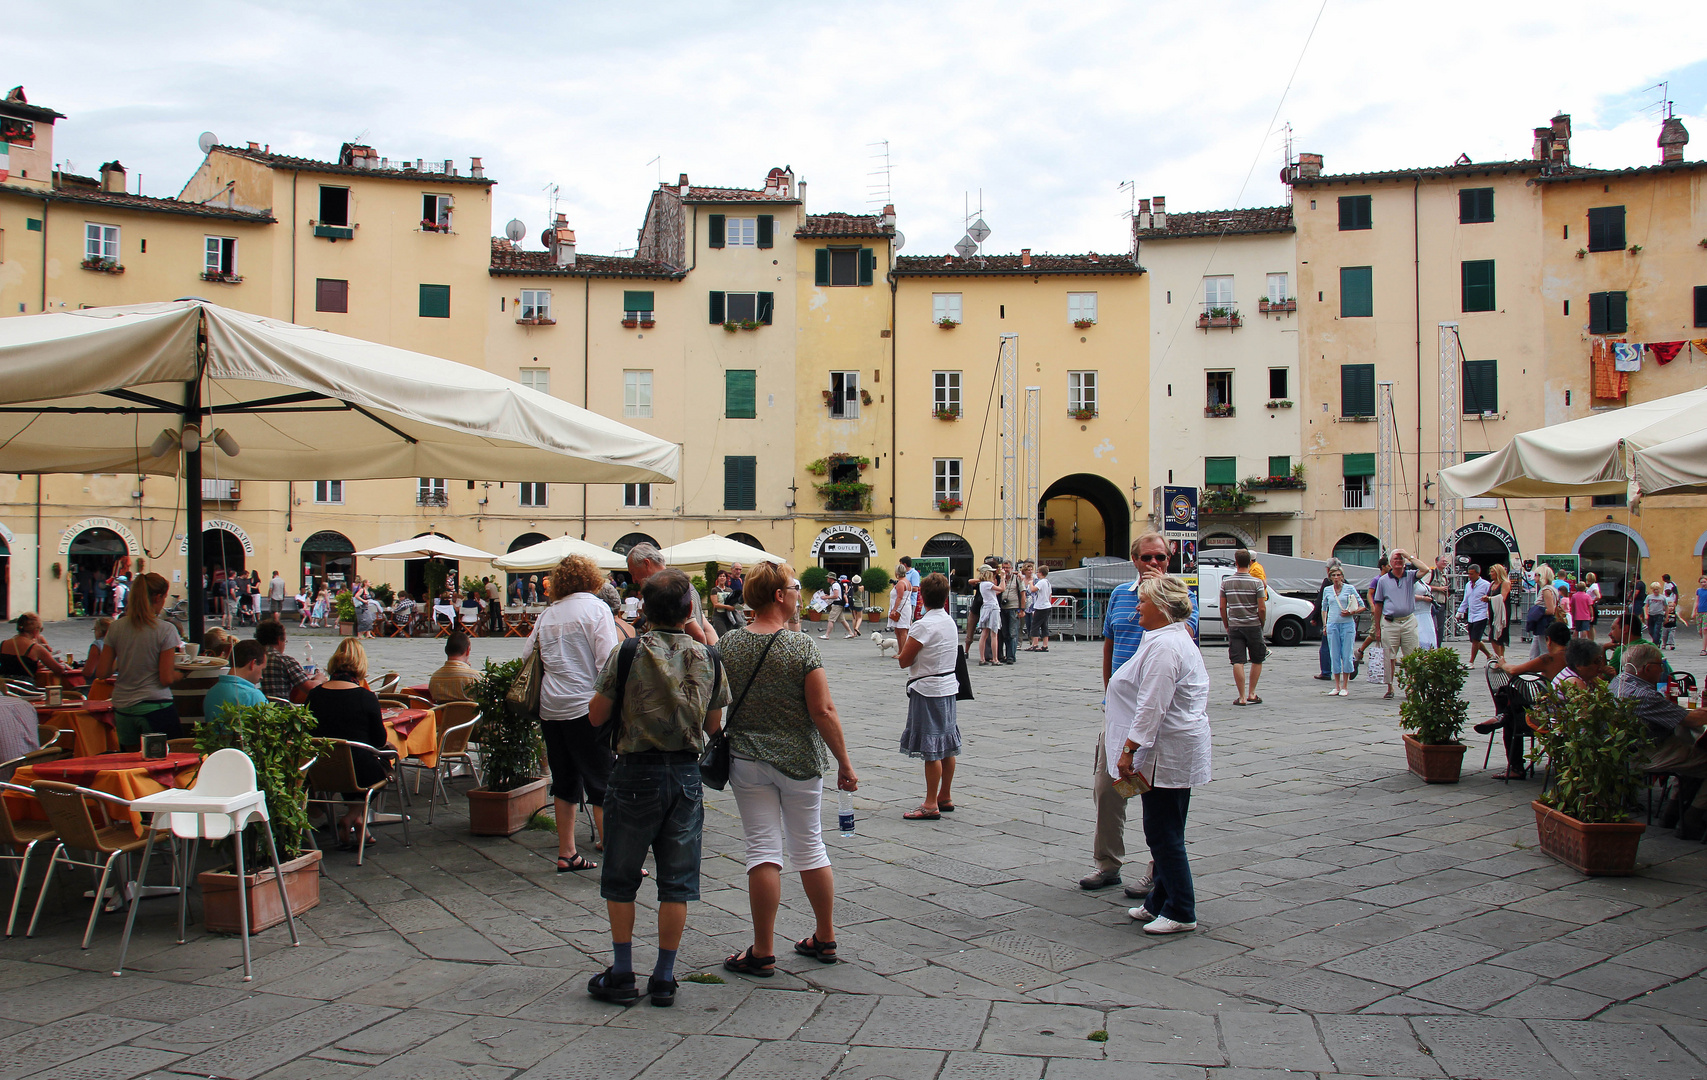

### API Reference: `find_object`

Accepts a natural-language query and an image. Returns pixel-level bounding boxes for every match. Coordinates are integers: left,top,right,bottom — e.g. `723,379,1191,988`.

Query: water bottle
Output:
837,789,855,837
304,643,315,674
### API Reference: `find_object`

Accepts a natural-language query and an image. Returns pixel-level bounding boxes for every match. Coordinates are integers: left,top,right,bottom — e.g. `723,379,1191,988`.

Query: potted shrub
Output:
723,321,740,334
938,497,962,513
860,566,890,622
934,406,961,421
465,657,550,836
1529,681,1647,875
370,582,395,608
799,565,830,620
334,590,357,635
1073,319,1095,329
1395,647,1469,783
194,702,332,933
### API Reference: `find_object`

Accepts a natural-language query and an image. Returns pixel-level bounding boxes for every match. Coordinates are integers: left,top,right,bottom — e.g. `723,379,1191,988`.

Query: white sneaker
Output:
1338,689,1350,696
1142,915,1197,935
1322,688,1339,695
1127,906,1154,921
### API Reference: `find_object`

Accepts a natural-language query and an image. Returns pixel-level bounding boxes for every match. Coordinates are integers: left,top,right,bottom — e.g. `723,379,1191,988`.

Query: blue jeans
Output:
599,754,704,904
1139,787,1194,923
999,608,1019,662
1318,633,1331,676
1327,621,1357,675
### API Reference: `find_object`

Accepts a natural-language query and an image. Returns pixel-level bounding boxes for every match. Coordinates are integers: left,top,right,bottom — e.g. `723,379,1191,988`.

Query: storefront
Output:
809,526,876,582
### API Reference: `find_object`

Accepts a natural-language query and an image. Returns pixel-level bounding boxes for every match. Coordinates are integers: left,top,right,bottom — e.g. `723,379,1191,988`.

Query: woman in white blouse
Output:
1105,574,1211,935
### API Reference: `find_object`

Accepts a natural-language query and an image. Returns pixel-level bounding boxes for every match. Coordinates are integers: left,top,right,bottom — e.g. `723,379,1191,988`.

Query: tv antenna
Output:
960,190,990,261
1117,180,1136,222
867,140,893,205
543,182,560,222
350,128,369,145
1644,82,1674,120
645,156,661,184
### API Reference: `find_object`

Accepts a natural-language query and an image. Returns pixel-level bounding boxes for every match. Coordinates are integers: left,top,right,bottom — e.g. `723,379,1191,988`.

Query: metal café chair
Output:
0,780,58,936
305,741,409,865
26,781,179,949
400,703,481,824
374,673,402,696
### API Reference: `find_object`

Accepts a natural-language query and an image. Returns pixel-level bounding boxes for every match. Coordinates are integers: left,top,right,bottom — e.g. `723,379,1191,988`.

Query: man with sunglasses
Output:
1080,532,1197,893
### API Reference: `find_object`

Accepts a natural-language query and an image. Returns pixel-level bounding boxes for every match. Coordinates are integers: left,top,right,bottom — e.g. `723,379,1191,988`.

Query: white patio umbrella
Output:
353,535,499,561
492,535,627,572
1631,429,1707,497
658,534,783,567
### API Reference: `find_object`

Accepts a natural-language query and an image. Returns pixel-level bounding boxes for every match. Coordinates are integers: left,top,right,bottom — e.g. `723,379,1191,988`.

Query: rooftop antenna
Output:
196,131,218,155
866,139,892,206
645,156,661,184
961,190,990,262
1643,81,1674,120
543,182,560,232
1117,180,1136,222
1281,121,1295,202
350,128,369,144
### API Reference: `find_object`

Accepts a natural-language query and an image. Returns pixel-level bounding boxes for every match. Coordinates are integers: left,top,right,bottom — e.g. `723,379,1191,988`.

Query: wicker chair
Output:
304,740,408,865
26,781,177,947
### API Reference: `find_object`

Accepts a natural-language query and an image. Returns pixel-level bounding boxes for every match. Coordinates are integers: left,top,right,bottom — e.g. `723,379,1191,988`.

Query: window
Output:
419,284,450,319
1461,260,1496,312
422,193,452,232
724,456,756,511
1068,371,1098,414
726,217,757,246
315,278,348,313
816,248,874,287
1268,456,1291,479
84,223,119,263
1463,359,1498,415
829,371,859,419
624,483,652,508
1591,493,1628,508
1267,273,1289,304
933,371,962,416
1588,291,1628,334
1341,363,1375,417
1267,535,1294,557
1338,195,1372,231
1459,187,1494,224
314,481,343,505
1587,206,1625,252
932,293,963,325
1340,266,1373,318
519,483,547,508
204,236,237,277
1206,370,1233,407
1268,368,1288,399
1203,275,1234,312
318,186,350,227
707,214,771,249
518,368,549,394
1068,292,1098,324
1694,286,1706,328
1342,454,1374,508
623,290,654,321
709,291,773,324
1204,457,1237,488
726,369,757,419
934,459,962,503
417,478,448,507
520,289,551,321
624,371,653,418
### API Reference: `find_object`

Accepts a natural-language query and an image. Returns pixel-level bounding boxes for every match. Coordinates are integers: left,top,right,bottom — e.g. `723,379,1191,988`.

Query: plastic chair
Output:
0,780,57,936
402,703,481,824
26,781,177,949
305,741,408,865
117,747,302,979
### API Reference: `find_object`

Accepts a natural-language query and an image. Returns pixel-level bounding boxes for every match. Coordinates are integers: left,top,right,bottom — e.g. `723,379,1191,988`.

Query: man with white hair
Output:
1357,548,1428,699
626,543,717,644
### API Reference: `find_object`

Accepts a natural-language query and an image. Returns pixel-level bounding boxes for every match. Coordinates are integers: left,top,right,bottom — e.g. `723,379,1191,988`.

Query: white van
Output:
1193,565,1314,647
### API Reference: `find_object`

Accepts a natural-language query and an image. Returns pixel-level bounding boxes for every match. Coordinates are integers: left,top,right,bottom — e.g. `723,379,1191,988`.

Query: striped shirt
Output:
1103,579,1200,671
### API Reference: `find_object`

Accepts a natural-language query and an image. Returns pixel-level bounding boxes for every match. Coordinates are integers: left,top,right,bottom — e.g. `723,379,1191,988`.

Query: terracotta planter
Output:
1533,800,1645,876
866,611,883,623
468,777,550,836
338,621,354,635
1402,733,1465,783
199,849,322,935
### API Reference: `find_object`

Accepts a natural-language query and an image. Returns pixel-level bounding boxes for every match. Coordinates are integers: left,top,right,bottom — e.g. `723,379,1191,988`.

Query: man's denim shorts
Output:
599,753,704,904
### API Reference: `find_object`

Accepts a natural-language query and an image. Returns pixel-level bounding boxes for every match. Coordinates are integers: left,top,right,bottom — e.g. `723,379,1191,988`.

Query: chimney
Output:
798,178,807,209
99,160,126,194
1295,153,1323,180
1152,196,1166,231
246,141,260,151
1020,248,1032,268
1659,116,1690,164
553,213,576,268
1549,114,1571,165
1137,198,1152,230
678,173,690,197
470,156,484,179
882,203,896,229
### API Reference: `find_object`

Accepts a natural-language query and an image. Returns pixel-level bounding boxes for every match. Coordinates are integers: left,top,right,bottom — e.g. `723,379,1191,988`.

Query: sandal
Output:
724,946,776,978
1247,696,1262,705
557,853,597,872
937,802,955,812
903,807,941,820
794,934,838,963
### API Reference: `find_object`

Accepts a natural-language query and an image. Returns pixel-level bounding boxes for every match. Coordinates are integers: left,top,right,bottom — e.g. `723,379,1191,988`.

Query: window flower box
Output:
1201,489,1255,514
200,270,242,284
934,407,961,421
937,498,962,513
639,319,655,329
517,317,556,326
1071,409,1097,421
739,319,762,331
82,258,124,274
1073,319,1096,329
1197,309,1242,329
1204,404,1235,418
1266,399,1293,409
938,318,959,329
420,221,451,233
724,321,741,334
806,454,869,476
622,318,638,328
1258,298,1296,315
816,479,873,513
1243,475,1306,491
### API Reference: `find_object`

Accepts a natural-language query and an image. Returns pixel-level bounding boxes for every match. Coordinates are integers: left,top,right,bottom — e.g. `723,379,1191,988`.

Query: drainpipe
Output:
583,275,590,539
290,171,299,322
889,260,898,553
35,477,42,613
1413,175,1423,543
38,197,48,312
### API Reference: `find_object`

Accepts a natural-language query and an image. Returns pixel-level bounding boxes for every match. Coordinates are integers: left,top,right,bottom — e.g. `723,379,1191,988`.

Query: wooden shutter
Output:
1587,206,1625,252
315,278,348,313
1606,290,1627,333
815,249,830,287
1340,363,1374,417
1340,267,1373,318
756,214,774,248
859,247,875,286
1459,187,1494,223
725,370,757,418
1462,359,1498,414
1695,286,1707,328
724,456,757,511
709,291,726,324
418,284,450,318
1461,260,1495,312
1589,291,1609,334
1338,195,1371,230
1204,457,1237,486
623,290,654,313
757,292,774,325
708,214,726,249
1342,453,1375,478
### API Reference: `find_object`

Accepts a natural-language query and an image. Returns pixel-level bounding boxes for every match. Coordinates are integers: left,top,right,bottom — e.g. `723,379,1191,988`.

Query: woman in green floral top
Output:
719,560,860,977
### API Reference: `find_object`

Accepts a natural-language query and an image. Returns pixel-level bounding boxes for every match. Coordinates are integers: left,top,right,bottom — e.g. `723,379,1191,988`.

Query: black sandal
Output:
557,853,597,872
793,934,838,963
723,946,776,977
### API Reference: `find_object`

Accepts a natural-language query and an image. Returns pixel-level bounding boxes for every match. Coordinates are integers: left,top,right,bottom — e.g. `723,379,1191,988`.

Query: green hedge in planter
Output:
195,701,332,865
1395,647,1468,744
798,565,830,593
1531,680,1646,823
468,657,544,792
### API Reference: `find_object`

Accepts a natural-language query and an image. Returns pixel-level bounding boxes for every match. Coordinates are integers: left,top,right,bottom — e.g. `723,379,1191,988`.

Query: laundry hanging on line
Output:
1591,338,1627,400
1613,342,1644,372
1648,341,1685,364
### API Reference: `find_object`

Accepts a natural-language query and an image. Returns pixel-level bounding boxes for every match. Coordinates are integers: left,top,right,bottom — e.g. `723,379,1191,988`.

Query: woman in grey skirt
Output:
894,573,960,820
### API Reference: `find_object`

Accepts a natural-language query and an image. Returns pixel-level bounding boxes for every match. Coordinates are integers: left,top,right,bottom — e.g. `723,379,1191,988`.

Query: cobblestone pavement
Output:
7,623,1706,1079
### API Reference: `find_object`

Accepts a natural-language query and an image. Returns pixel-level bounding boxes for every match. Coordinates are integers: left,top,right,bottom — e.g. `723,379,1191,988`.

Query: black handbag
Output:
700,632,774,790
906,645,975,702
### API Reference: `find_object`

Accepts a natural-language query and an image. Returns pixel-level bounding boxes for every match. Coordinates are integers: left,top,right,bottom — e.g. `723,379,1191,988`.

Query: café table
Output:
34,700,118,756
7,751,202,835
405,684,434,702
383,708,437,768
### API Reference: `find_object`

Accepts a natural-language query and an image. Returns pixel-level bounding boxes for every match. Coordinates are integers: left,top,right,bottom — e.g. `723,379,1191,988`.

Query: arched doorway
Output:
301,530,354,596
611,532,659,557
815,532,873,583
726,532,764,552
922,532,974,589
505,532,551,596
1039,474,1130,567
1575,524,1646,607
1333,532,1380,568
68,527,128,616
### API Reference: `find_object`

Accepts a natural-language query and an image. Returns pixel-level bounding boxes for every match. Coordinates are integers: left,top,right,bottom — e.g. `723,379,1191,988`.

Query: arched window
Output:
726,532,764,551
508,532,551,552
301,530,355,592
1333,532,1381,568
921,532,974,582
612,532,660,556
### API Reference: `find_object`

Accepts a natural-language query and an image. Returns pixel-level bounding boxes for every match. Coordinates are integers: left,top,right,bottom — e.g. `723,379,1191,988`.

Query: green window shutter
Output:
623,290,654,313
25,218,42,232
1459,187,1494,223
418,284,450,319
1587,206,1625,252
725,369,757,418
1340,266,1373,318
1463,359,1498,414
1268,455,1290,478
1204,457,1237,487
708,214,726,249
757,291,774,325
814,249,830,286
724,456,757,511
1607,290,1627,333
709,291,726,324
859,247,875,286
1461,260,1495,312
1338,195,1371,230
1343,453,1375,478
1588,292,1608,334
1340,363,1375,417
756,214,774,248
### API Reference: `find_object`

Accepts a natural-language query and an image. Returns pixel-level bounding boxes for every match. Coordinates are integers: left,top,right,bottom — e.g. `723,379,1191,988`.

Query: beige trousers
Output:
1092,739,1128,872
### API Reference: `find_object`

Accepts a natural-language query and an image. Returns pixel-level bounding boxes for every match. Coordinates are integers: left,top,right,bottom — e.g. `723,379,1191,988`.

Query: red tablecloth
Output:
30,751,201,787
34,701,118,756
8,752,201,835
33,699,114,718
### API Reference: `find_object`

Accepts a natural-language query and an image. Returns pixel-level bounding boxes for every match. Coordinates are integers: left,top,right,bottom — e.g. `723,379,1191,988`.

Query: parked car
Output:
1193,565,1314,646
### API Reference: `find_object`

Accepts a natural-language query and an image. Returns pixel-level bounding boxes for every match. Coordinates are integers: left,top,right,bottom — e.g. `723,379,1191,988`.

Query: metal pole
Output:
1437,322,1459,559
1376,381,1395,556
998,333,1018,559
185,364,205,644
1024,386,1041,565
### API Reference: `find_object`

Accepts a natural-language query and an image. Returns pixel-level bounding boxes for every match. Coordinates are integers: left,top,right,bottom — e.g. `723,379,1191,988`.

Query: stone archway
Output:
1039,473,1130,566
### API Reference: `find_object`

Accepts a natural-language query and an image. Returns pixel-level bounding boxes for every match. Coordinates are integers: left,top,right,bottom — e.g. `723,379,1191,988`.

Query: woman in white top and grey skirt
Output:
895,573,961,821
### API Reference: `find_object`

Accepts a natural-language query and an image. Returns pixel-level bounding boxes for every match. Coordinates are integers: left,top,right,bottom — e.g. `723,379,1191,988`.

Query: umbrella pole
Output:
184,377,205,645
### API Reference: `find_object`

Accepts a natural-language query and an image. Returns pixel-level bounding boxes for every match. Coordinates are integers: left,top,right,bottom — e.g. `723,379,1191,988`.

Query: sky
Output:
11,1,1706,260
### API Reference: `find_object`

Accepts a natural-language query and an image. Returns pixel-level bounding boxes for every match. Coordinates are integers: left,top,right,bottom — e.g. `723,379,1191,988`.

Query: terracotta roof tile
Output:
212,145,495,186
1134,205,1292,240
892,252,1141,277
683,185,799,204
1533,158,1706,183
19,186,274,223
795,212,893,239
488,238,685,279
1290,159,1586,185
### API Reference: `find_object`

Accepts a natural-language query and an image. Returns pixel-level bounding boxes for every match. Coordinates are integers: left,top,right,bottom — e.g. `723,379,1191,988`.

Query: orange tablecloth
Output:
34,701,118,757
384,708,437,767
7,752,201,835
405,684,433,701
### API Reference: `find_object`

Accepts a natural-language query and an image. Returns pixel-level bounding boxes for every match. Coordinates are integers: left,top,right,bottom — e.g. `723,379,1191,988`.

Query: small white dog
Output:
871,631,901,658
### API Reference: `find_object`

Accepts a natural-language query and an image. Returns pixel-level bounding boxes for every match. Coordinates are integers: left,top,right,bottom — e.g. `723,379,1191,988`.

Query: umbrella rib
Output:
102,388,184,411
344,402,419,444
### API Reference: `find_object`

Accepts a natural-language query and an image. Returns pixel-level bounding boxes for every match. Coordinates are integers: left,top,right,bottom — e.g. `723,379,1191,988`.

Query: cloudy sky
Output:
12,1,1705,259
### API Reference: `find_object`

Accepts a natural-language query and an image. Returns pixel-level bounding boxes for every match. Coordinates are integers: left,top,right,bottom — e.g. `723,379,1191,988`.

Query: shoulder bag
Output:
506,639,545,722
905,642,975,702
699,631,773,791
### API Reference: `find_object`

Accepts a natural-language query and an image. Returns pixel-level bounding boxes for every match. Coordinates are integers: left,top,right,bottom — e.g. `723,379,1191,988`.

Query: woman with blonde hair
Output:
1486,564,1512,661
307,637,390,847
1529,564,1559,659
974,567,1000,666
90,573,184,748
0,613,74,684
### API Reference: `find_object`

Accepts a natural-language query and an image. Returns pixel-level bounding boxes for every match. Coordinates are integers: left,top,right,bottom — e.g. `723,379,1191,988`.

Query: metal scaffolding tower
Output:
1437,322,1460,557
1376,380,1396,554
998,333,1019,558
1024,385,1041,564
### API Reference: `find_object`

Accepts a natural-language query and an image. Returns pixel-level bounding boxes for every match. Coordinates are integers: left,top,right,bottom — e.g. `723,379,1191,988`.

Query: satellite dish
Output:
892,230,905,252
954,235,977,259
504,218,527,242
967,218,992,243
197,131,218,154
540,228,555,249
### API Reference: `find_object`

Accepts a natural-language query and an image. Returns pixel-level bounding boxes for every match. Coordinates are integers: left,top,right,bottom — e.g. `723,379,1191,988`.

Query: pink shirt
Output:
1569,589,1595,622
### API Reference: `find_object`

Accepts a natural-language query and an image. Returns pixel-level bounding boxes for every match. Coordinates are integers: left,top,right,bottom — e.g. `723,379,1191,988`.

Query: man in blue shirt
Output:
1457,563,1493,664
202,639,269,728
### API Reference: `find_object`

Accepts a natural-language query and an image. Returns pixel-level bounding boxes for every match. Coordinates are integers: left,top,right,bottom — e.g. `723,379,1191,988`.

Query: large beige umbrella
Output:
493,535,627,572
658,534,783,567
1632,430,1707,497
354,535,499,561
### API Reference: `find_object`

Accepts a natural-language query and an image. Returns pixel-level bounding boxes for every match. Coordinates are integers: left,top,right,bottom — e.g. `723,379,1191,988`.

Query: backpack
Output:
601,636,723,749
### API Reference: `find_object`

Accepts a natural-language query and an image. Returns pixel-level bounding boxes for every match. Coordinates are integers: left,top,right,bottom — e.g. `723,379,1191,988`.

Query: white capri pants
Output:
729,756,831,873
